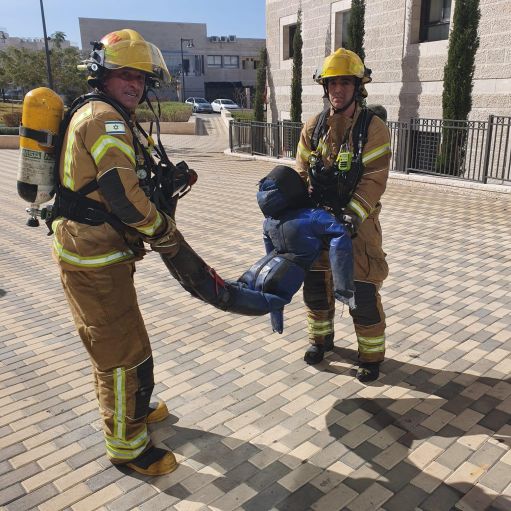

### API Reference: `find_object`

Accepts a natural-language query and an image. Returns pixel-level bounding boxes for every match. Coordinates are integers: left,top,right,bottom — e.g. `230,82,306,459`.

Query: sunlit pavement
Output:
1,116,511,511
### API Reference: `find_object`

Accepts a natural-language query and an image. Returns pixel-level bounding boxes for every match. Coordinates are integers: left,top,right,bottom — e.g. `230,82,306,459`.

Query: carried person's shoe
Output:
147,401,169,424
125,446,177,476
356,362,380,383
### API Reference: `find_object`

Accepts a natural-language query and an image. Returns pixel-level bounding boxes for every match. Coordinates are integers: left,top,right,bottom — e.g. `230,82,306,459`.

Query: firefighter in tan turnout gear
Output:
52,29,183,476
296,48,391,382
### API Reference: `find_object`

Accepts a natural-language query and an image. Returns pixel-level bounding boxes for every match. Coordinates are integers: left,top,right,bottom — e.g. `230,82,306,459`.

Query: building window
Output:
419,0,451,42
242,57,258,70
283,23,297,60
334,10,351,49
207,55,222,68
223,55,239,68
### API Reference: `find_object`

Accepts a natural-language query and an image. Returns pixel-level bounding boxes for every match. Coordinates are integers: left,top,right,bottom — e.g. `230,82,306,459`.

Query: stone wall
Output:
266,0,511,123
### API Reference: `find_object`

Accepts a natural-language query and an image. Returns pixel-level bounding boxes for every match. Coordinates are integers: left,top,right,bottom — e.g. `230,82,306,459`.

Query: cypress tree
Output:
254,47,267,122
442,0,480,121
438,0,480,175
346,0,365,61
290,10,303,123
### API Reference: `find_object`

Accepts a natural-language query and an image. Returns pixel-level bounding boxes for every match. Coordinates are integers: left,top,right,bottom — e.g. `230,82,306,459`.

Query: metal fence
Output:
229,115,511,185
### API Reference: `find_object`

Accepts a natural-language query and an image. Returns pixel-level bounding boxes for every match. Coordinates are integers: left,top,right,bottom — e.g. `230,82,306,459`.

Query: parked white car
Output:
211,99,240,112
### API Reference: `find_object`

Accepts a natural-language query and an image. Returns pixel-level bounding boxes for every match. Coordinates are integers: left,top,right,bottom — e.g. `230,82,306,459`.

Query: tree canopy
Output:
0,43,88,100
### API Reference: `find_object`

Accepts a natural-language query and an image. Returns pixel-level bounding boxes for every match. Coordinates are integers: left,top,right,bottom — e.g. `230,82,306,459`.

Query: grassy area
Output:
231,109,255,122
136,101,192,122
0,100,194,127
0,102,22,126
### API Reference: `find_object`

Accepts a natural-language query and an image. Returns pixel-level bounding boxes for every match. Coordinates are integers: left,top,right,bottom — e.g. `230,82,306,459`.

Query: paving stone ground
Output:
1,113,510,511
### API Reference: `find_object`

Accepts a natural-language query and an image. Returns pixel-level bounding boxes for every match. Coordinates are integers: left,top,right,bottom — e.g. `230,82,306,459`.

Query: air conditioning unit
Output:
210,36,219,42
220,36,227,42
228,35,236,42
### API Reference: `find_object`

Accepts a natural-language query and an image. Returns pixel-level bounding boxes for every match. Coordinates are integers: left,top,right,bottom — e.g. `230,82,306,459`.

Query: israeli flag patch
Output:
104,121,126,135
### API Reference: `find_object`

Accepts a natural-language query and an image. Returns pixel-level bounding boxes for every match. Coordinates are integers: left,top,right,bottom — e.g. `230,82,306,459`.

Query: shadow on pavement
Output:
118,351,511,511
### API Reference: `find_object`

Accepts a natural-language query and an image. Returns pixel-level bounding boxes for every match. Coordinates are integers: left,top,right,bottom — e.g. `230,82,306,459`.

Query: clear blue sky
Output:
1,0,266,48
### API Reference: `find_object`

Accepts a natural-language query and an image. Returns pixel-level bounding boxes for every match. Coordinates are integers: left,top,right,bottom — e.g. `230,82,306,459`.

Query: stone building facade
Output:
79,18,264,103
266,0,511,122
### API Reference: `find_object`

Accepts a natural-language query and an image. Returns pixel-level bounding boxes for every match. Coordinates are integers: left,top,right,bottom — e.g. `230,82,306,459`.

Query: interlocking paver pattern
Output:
1,113,510,510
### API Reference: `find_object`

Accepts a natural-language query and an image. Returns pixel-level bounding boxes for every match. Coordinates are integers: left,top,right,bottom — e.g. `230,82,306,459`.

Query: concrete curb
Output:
140,116,196,135
223,149,511,198
0,117,198,150
0,135,19,149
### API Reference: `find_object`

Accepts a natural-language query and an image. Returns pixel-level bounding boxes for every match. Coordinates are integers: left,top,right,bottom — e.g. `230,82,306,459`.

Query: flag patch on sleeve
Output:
104,121,126,134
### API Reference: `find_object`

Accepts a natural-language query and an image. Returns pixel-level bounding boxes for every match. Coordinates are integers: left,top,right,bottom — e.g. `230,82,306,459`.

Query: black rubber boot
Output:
323,334,334,352
356,362,380,383
304,344,325,365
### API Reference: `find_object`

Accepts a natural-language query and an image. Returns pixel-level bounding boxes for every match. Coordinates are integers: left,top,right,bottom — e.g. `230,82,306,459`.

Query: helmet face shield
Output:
102,39,171,83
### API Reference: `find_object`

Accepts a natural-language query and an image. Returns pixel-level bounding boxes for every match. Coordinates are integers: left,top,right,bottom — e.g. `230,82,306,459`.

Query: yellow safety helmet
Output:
84,29,171,86
314,48,372,98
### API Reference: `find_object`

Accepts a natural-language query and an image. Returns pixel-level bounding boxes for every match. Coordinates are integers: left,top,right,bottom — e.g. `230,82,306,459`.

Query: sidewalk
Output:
1,122,510,511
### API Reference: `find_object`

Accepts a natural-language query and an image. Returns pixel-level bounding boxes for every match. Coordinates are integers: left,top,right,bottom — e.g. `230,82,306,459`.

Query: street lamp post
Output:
39,0,54,90
180,38,194,102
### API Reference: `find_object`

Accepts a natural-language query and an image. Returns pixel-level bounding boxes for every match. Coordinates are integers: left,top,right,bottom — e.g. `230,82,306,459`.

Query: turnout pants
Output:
60,263,154,463
303,224,388,363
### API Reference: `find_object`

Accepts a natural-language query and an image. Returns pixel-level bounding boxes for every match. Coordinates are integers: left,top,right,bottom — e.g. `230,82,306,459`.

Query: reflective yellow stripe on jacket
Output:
136,209,163,236
52,221,134,268
62,106,92,189
362,143,391,166
91,135,136,167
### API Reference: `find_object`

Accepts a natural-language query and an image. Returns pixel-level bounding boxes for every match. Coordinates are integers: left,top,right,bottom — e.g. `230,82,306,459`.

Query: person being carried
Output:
160,164,355,335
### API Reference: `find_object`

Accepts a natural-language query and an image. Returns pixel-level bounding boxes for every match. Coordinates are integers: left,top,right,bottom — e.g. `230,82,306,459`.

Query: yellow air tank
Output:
17,87,64,226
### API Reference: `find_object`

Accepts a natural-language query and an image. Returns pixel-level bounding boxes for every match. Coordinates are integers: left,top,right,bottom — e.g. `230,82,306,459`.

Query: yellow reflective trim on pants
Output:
362,143,391,165
136,210,163,236
307,318,334,336
105,429,149,460
347,198,369,221
63,106,92,189
53,238,134,268
91,135,136,167
358,335,385,353
113,367,126,440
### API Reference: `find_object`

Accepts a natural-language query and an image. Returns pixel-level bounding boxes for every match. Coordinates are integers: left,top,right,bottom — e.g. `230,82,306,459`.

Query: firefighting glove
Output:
146,211,183,256
342,209,362,238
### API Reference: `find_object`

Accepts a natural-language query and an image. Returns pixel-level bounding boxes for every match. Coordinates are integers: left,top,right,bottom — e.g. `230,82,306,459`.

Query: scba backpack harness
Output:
41,93,196,251
307,107,375,217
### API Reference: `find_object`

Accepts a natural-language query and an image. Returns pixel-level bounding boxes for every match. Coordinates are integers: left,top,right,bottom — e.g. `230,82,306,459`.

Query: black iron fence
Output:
229,115,511,185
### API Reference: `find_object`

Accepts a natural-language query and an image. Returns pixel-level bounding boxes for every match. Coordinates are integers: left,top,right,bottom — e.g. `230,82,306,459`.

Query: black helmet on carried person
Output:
257,165,312,218
79,29,171,91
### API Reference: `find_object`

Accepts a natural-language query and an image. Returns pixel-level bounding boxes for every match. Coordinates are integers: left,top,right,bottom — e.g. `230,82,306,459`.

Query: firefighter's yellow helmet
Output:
85,29,171,85
313,48,372,98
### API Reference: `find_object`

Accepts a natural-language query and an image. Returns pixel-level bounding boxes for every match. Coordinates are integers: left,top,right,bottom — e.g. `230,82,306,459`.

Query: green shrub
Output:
3,111,22,127
231,110,255,122
0,126,19,135
136,101,192,122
